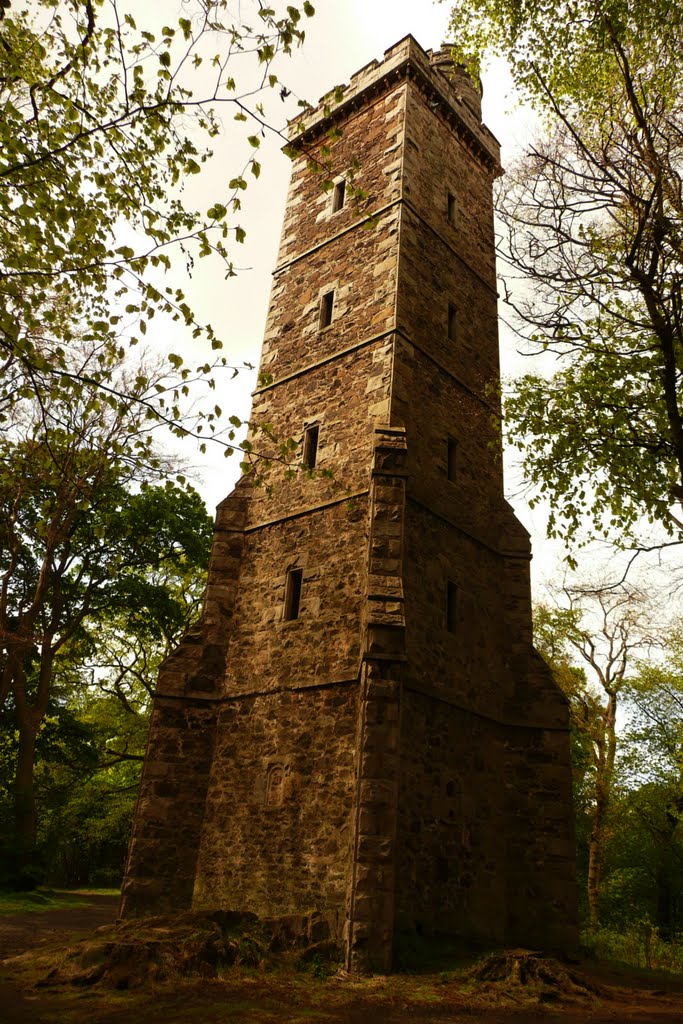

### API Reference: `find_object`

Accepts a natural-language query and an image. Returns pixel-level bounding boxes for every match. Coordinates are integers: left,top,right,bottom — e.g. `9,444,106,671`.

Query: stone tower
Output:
121,36,578,972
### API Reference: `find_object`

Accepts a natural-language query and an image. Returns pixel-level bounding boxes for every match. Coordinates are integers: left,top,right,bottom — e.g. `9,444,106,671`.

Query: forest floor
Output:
1,895,682,1023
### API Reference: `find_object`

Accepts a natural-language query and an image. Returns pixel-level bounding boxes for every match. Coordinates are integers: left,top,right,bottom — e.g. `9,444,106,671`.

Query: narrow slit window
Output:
447,582,458,634
320,289,334,329
332,179,346,213
447,439,458,481
447,191,456,225
447,302,457,341
284,568,303,621
302,423,320,469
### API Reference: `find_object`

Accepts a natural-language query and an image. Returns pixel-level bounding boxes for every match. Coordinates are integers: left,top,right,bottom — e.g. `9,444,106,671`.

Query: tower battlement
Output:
292,36,499,173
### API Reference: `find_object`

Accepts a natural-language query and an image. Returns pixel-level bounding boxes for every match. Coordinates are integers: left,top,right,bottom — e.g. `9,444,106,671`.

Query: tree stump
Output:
469,949,601,1003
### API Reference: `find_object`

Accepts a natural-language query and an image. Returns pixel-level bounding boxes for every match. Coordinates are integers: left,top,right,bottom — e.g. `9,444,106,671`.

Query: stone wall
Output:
260,213,398,383
395,691,577,951
248,342,391,522
222,499,368,695
401,80,498,292
120,485,249,916
392,340,504,550
402,502,513,716
395,691,507,944
193,683,358,921
502,724,579,951
346,429,407,972
119,698,218,916
276,82,405,269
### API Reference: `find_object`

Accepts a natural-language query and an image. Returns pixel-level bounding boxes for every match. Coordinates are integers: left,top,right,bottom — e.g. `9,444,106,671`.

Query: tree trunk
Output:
587,791,606,929
587,691,618,929
14,709,40,849
10,643,54,880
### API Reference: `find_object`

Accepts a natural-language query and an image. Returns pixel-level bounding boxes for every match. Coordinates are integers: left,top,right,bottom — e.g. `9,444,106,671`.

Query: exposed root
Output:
469,949,602,1004
35,910,342,990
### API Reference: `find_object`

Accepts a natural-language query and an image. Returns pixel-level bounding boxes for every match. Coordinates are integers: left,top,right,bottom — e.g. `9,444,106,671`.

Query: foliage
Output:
535,582,683,943
617,633,683,938
448,1,683,549
0,691,98,886
623,630,683,787
583,922,683,972
0,343,214,874
39,726,140,887
533,586,653,927
0,0,315,462
448,0,681,111
36,552,210,887
1,552,210,889
601,782,683,939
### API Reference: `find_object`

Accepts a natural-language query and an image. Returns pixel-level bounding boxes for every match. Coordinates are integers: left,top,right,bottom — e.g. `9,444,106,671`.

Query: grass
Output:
0,887,119,915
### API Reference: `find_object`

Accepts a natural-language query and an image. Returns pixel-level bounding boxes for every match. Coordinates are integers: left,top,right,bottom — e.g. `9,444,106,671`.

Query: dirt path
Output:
0,901,682,1023
0,893,119,960
0,895,119,1023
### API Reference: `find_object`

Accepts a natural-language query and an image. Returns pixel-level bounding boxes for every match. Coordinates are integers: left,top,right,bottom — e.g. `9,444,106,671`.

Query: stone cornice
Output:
151,678,570,733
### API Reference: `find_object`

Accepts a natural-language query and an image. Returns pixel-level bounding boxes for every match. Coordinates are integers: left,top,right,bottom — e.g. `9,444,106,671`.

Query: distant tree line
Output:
0,339,213,889
535,586,683,968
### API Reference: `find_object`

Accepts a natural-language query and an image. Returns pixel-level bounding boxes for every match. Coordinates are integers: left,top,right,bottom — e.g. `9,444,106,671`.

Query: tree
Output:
0,458,212,853
0,340,214,874
534,585,653,927
0,0,315,457
448,1,683,549
0,517,211,888
603,781,683,940
619,633,683,935
84,528,209,768
32,556,208,888
624,627,683,788
0,686,101,887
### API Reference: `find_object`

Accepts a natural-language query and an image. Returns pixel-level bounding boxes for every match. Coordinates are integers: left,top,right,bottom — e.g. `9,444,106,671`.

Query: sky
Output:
150,0,565,586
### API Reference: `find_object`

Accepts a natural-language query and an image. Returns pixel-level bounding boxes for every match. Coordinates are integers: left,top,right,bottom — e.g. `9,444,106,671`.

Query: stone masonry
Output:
121,36,579,972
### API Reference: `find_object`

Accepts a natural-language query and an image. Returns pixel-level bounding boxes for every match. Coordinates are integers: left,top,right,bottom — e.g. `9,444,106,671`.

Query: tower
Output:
121,37,578,972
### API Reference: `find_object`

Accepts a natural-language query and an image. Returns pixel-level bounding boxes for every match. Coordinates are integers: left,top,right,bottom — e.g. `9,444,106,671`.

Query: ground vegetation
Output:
534,587,683,955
